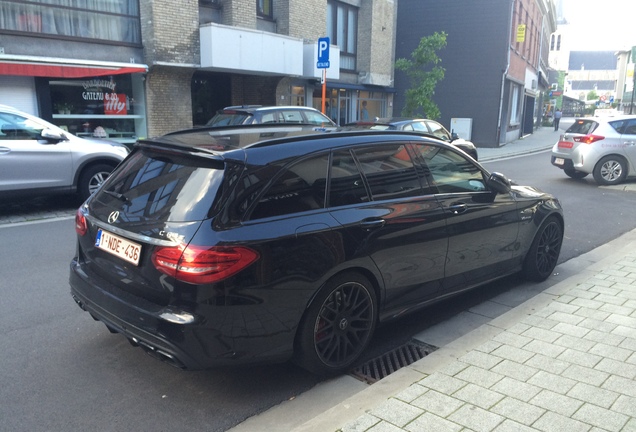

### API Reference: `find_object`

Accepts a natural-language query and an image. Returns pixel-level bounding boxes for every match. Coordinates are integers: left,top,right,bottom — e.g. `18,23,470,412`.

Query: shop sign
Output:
81,79,127,115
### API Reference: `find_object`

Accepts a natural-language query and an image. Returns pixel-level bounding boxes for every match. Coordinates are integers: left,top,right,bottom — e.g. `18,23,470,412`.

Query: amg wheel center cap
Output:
339,318,348,330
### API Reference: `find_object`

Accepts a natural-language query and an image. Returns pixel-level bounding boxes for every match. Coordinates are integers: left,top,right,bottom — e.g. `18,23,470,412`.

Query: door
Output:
414,144,520,294
326,144,448,319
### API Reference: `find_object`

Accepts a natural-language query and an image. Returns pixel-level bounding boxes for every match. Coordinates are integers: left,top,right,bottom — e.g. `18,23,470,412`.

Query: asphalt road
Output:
2,145,636,431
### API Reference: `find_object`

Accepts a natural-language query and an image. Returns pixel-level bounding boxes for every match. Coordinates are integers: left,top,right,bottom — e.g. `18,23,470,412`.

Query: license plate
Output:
554,157,564,165
95,229,141,266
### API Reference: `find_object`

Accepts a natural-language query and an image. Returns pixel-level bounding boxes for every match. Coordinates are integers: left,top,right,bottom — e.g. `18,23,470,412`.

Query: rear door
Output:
326,143,448,318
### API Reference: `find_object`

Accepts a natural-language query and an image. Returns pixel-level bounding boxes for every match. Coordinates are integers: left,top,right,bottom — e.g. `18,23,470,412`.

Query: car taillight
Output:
75,209,88,236
573,134,604,144
152,245,259,284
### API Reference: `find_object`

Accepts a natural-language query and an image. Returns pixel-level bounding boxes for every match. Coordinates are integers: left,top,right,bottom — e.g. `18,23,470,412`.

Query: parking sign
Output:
317,37,330,69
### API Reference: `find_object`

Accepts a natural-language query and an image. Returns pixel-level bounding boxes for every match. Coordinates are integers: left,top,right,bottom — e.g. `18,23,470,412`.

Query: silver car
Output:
551,115,636,185
0,105,129,201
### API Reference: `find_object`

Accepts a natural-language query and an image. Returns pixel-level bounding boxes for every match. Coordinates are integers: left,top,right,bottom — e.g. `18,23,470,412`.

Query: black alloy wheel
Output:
295,272,377,375
522,216,563,282
563,168,588,179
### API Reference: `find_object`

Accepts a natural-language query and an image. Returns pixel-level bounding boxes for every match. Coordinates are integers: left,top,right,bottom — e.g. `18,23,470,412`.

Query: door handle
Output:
448,203,467,214
0,146,10,154
360,218,385,230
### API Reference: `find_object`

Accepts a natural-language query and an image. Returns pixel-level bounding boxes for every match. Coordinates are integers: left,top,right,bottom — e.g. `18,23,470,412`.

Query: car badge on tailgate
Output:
108,211,120,224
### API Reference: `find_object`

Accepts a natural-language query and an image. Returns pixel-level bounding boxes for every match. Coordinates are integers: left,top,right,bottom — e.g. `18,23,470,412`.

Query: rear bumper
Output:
551,155,575,171
69,259,293,369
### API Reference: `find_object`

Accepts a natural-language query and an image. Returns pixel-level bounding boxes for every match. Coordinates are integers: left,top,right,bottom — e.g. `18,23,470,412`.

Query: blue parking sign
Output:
317,37,330,69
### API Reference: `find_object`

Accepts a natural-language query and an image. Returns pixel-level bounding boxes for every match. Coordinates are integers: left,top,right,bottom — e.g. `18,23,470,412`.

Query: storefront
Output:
0,55,148,147
312,85,392,126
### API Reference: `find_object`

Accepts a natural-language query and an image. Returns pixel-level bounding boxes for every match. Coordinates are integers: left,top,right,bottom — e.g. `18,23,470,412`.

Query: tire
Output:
593,155,627,185
78,163,115,201
294,272,377,375
563,168,588,179
522,216,563,282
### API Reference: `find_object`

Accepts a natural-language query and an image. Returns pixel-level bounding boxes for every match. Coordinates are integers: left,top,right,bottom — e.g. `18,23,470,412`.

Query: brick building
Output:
0,0,397,139
394,0,557,147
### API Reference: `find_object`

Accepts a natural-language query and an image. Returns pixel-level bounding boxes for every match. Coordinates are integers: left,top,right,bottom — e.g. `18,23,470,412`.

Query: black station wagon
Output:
70,125,564,375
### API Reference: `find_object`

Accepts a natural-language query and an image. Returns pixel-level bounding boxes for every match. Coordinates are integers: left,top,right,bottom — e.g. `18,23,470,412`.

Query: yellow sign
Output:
516,24,526,42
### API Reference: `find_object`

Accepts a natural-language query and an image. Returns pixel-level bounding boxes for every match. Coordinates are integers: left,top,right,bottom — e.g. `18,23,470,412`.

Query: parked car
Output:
551,115,636,185
206,105,338,127
70,124,563,375
344,117,478,160
0,105,129,201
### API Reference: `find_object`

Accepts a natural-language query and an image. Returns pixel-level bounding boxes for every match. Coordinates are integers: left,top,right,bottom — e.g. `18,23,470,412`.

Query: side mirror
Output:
451,132,459,141
487,172,511,194
41,128,66,143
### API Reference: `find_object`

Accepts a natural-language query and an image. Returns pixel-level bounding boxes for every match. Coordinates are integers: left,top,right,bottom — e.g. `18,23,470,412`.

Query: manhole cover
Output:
349,340,437,384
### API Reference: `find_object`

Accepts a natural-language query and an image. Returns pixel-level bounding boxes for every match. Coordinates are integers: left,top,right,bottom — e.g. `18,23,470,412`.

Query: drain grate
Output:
349,340,438,384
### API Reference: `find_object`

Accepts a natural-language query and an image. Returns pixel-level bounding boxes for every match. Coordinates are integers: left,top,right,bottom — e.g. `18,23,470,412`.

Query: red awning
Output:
0,58,148,78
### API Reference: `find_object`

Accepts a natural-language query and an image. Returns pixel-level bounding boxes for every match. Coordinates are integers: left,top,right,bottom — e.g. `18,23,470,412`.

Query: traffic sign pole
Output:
317,37,330,116
322,69,327,115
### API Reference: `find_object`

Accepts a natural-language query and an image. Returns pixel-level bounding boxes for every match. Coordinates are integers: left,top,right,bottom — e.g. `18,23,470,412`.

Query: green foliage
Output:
587,90,598,101
395,32,447,119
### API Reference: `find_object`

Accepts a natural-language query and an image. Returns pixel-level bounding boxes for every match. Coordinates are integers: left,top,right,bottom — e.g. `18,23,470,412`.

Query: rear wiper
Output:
104,190,130,204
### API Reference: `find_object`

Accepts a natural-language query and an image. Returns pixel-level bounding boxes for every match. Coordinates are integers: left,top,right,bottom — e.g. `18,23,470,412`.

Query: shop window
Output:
48,74,146,147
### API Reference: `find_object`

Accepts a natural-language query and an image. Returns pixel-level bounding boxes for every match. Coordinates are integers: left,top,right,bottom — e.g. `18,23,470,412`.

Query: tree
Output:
395,32,447,119
587,90,598,101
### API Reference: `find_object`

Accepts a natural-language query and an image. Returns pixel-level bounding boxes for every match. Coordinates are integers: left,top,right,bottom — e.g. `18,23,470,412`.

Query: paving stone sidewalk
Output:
336,252,636,432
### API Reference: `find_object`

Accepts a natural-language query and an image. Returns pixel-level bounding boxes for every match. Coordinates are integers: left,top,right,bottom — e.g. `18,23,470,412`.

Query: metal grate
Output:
349,340,438,384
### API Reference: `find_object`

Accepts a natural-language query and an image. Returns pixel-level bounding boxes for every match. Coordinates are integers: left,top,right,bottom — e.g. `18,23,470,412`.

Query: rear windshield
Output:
91,149,231,223
206,112,251,127
566,120,598,135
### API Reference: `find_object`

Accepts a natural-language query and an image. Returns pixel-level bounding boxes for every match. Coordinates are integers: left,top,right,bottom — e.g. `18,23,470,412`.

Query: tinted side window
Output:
250,154,329,220
353,144,425,201
329,150,369,207
414,145,486,194
619,119,636,135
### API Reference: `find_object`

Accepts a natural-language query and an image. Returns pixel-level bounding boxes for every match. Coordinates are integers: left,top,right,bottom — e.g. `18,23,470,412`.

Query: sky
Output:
561,0,636,50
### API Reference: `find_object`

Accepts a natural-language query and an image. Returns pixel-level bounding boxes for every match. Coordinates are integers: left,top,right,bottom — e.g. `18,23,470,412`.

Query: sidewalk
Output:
287,126,636,432
288,232,636,432
477,125,557,162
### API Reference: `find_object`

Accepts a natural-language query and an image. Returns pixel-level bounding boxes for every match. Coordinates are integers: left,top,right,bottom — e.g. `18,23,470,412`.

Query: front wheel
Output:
294,272,377,375
593,155,627,185
522,216,563,282
564,168,588,179
78,163,115,201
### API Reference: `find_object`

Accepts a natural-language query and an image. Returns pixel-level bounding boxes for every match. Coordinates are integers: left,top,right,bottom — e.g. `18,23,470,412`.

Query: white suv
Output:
551,115,636,185
0,105,129,201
